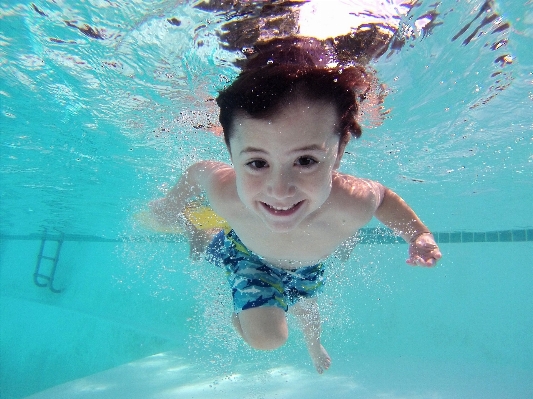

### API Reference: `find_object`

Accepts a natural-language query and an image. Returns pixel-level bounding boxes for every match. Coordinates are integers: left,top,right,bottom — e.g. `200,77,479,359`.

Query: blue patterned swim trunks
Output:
206,228,325,313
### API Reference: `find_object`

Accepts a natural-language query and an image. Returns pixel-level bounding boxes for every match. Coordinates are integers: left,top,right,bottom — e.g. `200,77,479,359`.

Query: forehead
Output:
229,98,340,151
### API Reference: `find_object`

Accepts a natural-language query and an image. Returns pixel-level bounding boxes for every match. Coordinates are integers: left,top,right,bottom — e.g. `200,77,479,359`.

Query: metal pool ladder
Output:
34,233,63,293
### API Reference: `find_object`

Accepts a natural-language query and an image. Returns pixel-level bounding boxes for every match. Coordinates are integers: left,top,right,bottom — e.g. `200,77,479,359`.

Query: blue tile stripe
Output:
433,229,533,244
356,228,533,244
1,229,533,244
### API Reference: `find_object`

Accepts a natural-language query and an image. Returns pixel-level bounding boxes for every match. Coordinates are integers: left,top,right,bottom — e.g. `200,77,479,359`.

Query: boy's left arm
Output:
374,187,442,267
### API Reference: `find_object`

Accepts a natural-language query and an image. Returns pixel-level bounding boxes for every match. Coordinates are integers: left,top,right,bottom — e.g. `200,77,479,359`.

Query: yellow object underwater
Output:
135,202,229,233
184,204,229,230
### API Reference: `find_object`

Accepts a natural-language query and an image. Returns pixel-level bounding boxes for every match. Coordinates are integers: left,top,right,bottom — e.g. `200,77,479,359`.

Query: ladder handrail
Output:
34,232,64,293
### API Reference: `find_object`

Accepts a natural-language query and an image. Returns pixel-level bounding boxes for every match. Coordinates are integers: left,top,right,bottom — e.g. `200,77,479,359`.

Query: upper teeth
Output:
269,204,294,211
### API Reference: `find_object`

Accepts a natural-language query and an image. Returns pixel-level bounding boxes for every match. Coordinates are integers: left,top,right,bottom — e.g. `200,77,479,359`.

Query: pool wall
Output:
0,237,195,398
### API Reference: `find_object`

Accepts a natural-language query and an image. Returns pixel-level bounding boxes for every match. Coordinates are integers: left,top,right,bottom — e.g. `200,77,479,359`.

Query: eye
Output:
246,160,268,169
296,156,318,167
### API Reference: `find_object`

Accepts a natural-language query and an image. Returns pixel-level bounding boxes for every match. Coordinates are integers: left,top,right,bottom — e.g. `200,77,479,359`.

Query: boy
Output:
148,45,442,374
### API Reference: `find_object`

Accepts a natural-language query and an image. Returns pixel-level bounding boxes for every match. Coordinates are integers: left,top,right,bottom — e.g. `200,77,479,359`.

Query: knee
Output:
236,307,288,350
245,328,288,350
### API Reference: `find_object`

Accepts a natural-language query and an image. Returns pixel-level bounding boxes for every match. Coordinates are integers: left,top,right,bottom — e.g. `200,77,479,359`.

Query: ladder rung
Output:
34,235,64,293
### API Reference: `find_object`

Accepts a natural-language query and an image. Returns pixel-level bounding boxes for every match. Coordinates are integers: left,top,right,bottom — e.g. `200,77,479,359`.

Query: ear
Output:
334,138,349,169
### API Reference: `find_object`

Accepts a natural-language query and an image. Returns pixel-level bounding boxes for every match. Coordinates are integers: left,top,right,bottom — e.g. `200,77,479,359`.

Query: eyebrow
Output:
239,144,327,156
239,147,267,155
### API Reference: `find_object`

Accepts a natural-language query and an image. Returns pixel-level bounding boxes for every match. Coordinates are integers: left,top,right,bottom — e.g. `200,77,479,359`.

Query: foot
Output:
307,342,331,374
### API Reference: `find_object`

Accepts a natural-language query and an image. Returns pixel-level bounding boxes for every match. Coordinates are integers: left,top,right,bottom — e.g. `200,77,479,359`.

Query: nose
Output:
267,170,296,199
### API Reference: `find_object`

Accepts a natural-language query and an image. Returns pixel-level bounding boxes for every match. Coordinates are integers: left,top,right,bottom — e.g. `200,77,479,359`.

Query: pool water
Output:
1,0,532,398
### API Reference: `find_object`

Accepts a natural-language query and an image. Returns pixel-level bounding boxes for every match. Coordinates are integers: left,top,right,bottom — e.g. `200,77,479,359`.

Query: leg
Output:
185,227,218,260
289,297,331,374
231,306,288,350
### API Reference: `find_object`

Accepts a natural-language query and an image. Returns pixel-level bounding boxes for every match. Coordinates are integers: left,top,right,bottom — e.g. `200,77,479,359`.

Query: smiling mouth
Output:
261,201,304,216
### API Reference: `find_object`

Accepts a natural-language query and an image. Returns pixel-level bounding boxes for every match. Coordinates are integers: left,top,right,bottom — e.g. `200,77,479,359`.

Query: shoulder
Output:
333,173,384,204
189,160,232,179
330,172,385,222
188,161,234,190
190,161,239,215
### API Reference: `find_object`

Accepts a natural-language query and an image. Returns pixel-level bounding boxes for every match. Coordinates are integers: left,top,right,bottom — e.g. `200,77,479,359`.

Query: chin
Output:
264,221,299,233
252,200,309,233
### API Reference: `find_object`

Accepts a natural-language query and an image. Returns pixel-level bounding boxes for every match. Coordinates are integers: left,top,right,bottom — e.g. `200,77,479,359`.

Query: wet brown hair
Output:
216,38,373,149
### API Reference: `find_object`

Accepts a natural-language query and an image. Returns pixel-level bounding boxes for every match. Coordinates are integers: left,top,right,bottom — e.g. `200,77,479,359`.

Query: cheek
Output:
317,174,333,196
307,168,334,198
235,173,260,202
313,163,335,184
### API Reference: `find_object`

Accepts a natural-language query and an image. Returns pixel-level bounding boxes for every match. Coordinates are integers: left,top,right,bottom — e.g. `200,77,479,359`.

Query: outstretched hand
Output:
407,233,442,267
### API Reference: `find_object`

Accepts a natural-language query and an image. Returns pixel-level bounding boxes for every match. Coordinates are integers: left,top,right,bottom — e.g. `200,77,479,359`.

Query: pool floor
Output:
24,350,532,399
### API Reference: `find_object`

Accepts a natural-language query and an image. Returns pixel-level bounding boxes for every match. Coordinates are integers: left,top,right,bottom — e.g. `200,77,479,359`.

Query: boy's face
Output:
229,98,346,233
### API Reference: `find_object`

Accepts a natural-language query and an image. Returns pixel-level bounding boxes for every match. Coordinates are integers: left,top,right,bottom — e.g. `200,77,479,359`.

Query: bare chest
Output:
229,217,356,269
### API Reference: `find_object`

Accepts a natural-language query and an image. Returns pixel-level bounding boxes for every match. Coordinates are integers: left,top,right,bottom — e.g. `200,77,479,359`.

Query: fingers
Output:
406,254,439,267
408,238,442,267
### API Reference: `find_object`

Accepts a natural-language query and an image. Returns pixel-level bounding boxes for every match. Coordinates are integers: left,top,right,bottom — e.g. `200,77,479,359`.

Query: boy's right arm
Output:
148,161,224,228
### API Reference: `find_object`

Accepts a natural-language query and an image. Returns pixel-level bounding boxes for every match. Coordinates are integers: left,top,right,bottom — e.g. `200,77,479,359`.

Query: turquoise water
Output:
1,0,532,398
